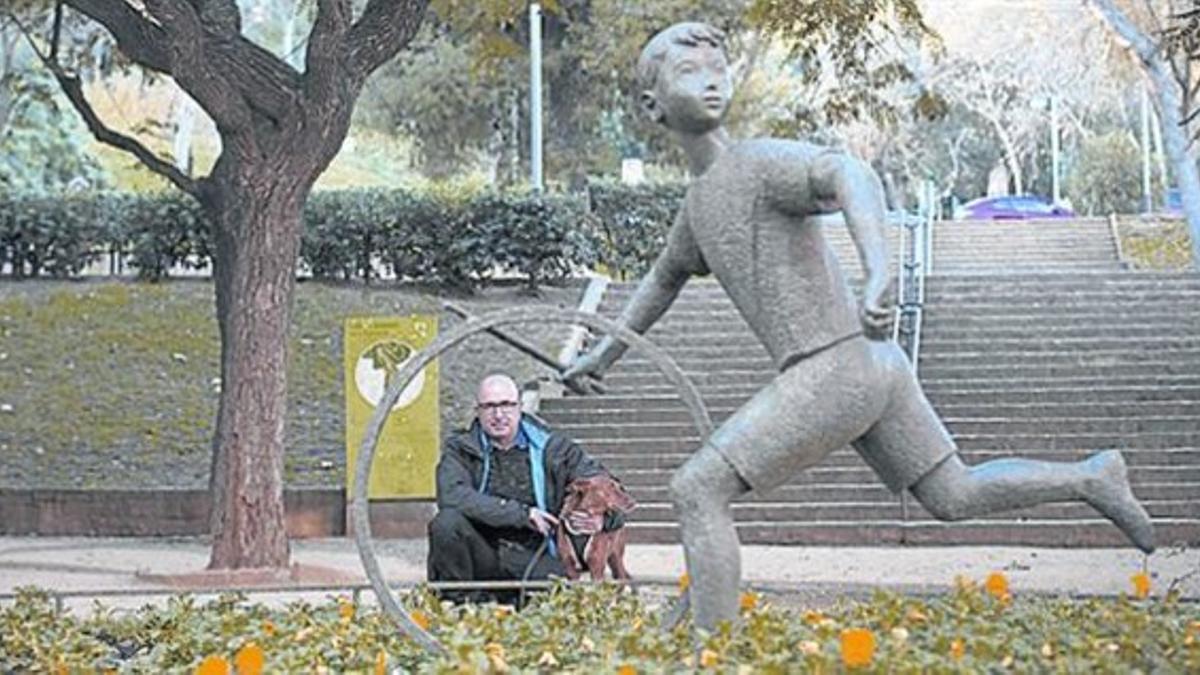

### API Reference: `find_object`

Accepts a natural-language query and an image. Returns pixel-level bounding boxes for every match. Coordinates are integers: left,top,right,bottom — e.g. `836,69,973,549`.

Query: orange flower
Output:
1131,572,1151,599
233,643,264,675
739,591,759,613
261,620,276,637
409,609,431,631
678,572,691,592
984,572,1009,600
616,665,638,675
195,655,232,675
949,639,965,660
374,651,387,675
803,609,826,625
840,628,876,668
699,649,720,668
338,600,355,621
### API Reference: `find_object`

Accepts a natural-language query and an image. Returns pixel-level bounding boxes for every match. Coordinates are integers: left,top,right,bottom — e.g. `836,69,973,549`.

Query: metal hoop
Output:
350,306,713,653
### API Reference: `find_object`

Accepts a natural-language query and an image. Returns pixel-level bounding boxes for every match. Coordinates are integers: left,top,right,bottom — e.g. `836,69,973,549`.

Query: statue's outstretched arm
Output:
813,153,893,339
563,211,706,386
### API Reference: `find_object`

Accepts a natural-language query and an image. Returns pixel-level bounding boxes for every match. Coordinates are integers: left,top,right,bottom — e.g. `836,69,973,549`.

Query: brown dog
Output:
556,474,636,581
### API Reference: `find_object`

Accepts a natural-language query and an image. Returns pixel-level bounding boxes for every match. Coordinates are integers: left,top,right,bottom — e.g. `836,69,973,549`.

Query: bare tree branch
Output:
48,0,63,61
348,0,429,77
64,0,173,73
67,1,301,131
11,16,199,197
142,0,250,129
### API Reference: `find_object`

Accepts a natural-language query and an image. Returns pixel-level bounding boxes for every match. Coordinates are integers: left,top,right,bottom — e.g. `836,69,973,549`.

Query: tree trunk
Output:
1087,0,1200,268
205,160,306,569
1152,72,1200,267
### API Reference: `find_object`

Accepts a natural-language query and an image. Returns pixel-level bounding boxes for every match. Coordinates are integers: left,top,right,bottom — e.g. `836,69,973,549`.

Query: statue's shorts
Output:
706,336,957,494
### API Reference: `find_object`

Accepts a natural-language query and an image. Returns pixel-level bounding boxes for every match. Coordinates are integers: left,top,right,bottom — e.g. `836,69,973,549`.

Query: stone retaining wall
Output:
0,489,434,538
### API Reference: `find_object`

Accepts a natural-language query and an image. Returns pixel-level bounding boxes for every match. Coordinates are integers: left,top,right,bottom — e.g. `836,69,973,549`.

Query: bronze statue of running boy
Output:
564,21,1155,631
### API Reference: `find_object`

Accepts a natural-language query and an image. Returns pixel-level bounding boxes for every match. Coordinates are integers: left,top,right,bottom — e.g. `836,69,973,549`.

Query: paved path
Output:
1,537,1194,614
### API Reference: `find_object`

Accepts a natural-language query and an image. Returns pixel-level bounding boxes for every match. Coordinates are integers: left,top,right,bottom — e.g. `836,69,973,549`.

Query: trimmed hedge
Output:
589,180,685,278
0,182,683,286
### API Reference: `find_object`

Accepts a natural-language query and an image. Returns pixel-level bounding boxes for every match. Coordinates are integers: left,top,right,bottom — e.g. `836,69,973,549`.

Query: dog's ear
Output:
604,477,637,513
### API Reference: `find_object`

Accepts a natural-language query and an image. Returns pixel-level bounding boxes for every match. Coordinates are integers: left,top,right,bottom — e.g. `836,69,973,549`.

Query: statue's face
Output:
647,42,732,133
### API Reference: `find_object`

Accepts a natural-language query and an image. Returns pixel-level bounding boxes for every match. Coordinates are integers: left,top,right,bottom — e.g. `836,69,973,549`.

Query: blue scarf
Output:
478,418,557,557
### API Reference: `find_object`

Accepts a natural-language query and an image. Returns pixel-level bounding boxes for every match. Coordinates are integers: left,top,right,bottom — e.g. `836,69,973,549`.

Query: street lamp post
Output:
529,2,544,192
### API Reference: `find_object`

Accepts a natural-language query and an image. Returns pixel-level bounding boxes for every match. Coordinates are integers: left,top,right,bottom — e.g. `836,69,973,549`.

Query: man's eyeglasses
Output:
477,400,520,412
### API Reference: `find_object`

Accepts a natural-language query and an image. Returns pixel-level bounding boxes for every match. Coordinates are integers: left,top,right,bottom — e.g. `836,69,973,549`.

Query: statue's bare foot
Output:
1083,450,1155,553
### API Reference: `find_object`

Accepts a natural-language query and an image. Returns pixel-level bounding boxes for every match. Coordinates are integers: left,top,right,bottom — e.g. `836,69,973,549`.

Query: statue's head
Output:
636,22,732,134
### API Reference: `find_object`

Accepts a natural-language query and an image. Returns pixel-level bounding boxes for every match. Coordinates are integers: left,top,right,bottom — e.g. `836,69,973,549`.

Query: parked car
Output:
1162,187,1183,216
953,195,1075,221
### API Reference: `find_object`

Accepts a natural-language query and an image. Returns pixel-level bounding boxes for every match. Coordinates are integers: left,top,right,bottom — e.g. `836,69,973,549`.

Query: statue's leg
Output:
669,444,749,630
911,451,1155,553
672,341,883,630
858,341,1155,552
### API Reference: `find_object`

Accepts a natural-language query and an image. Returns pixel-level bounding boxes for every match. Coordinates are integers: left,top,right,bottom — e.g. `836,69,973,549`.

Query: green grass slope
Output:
0,279,581,489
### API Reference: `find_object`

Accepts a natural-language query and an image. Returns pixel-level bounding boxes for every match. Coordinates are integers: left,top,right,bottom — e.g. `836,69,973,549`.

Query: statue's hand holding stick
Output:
443,302,606,395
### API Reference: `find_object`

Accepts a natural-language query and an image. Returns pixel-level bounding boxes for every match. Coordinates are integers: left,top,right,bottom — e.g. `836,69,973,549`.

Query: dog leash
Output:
518,538,550,609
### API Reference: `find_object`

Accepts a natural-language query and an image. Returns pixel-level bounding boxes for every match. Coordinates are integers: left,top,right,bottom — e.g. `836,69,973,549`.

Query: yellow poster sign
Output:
344,316,439,499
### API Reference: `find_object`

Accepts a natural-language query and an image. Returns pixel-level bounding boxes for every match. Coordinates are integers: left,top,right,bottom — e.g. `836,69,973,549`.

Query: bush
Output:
379,187,484,288
2,578,1196,672
301,189,389,281
0,194,108,278
0,183,688,285
1065,131,1151,216
465,192,599,288
588,180,686,278
118,193,212,281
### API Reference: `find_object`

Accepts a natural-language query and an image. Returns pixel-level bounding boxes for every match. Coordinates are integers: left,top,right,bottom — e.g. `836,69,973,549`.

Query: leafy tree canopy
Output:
356,0,937,181
0,17,107,193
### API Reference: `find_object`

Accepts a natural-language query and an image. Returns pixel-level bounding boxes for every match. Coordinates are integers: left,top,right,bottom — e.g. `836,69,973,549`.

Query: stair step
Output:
544,386,1200,412
544,402,1200,426
623,519,1200,546
592,448,1200,471
608,348,1200,371
615,465,1200,487
558,418,1200,441
601,363,1200,389
918,348,1200,366
625,500,1199,522
580,432,1198,454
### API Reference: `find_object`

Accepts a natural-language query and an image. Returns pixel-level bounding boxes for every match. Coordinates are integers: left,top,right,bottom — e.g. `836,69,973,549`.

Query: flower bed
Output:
3,574,1196,672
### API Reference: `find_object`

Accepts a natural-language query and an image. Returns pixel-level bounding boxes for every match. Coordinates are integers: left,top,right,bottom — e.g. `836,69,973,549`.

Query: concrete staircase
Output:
539,219,1200,547
932,218,1125,274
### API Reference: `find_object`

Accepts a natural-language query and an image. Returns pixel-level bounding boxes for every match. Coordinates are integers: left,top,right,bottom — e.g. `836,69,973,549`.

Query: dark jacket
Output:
435,416,607,530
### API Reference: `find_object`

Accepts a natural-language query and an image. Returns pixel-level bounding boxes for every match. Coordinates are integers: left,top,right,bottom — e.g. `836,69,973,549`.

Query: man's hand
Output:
565,510,603,535
528,507,559,535
560,349,607,395
860,275,895,340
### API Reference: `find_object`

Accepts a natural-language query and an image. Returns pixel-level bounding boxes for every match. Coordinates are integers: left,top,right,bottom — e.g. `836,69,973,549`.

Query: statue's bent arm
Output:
811,152,891,285
812,152,894,335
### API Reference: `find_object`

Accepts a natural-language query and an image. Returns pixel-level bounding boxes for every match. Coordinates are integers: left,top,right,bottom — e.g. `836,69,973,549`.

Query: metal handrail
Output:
890,184,935,528
892,201,929,373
